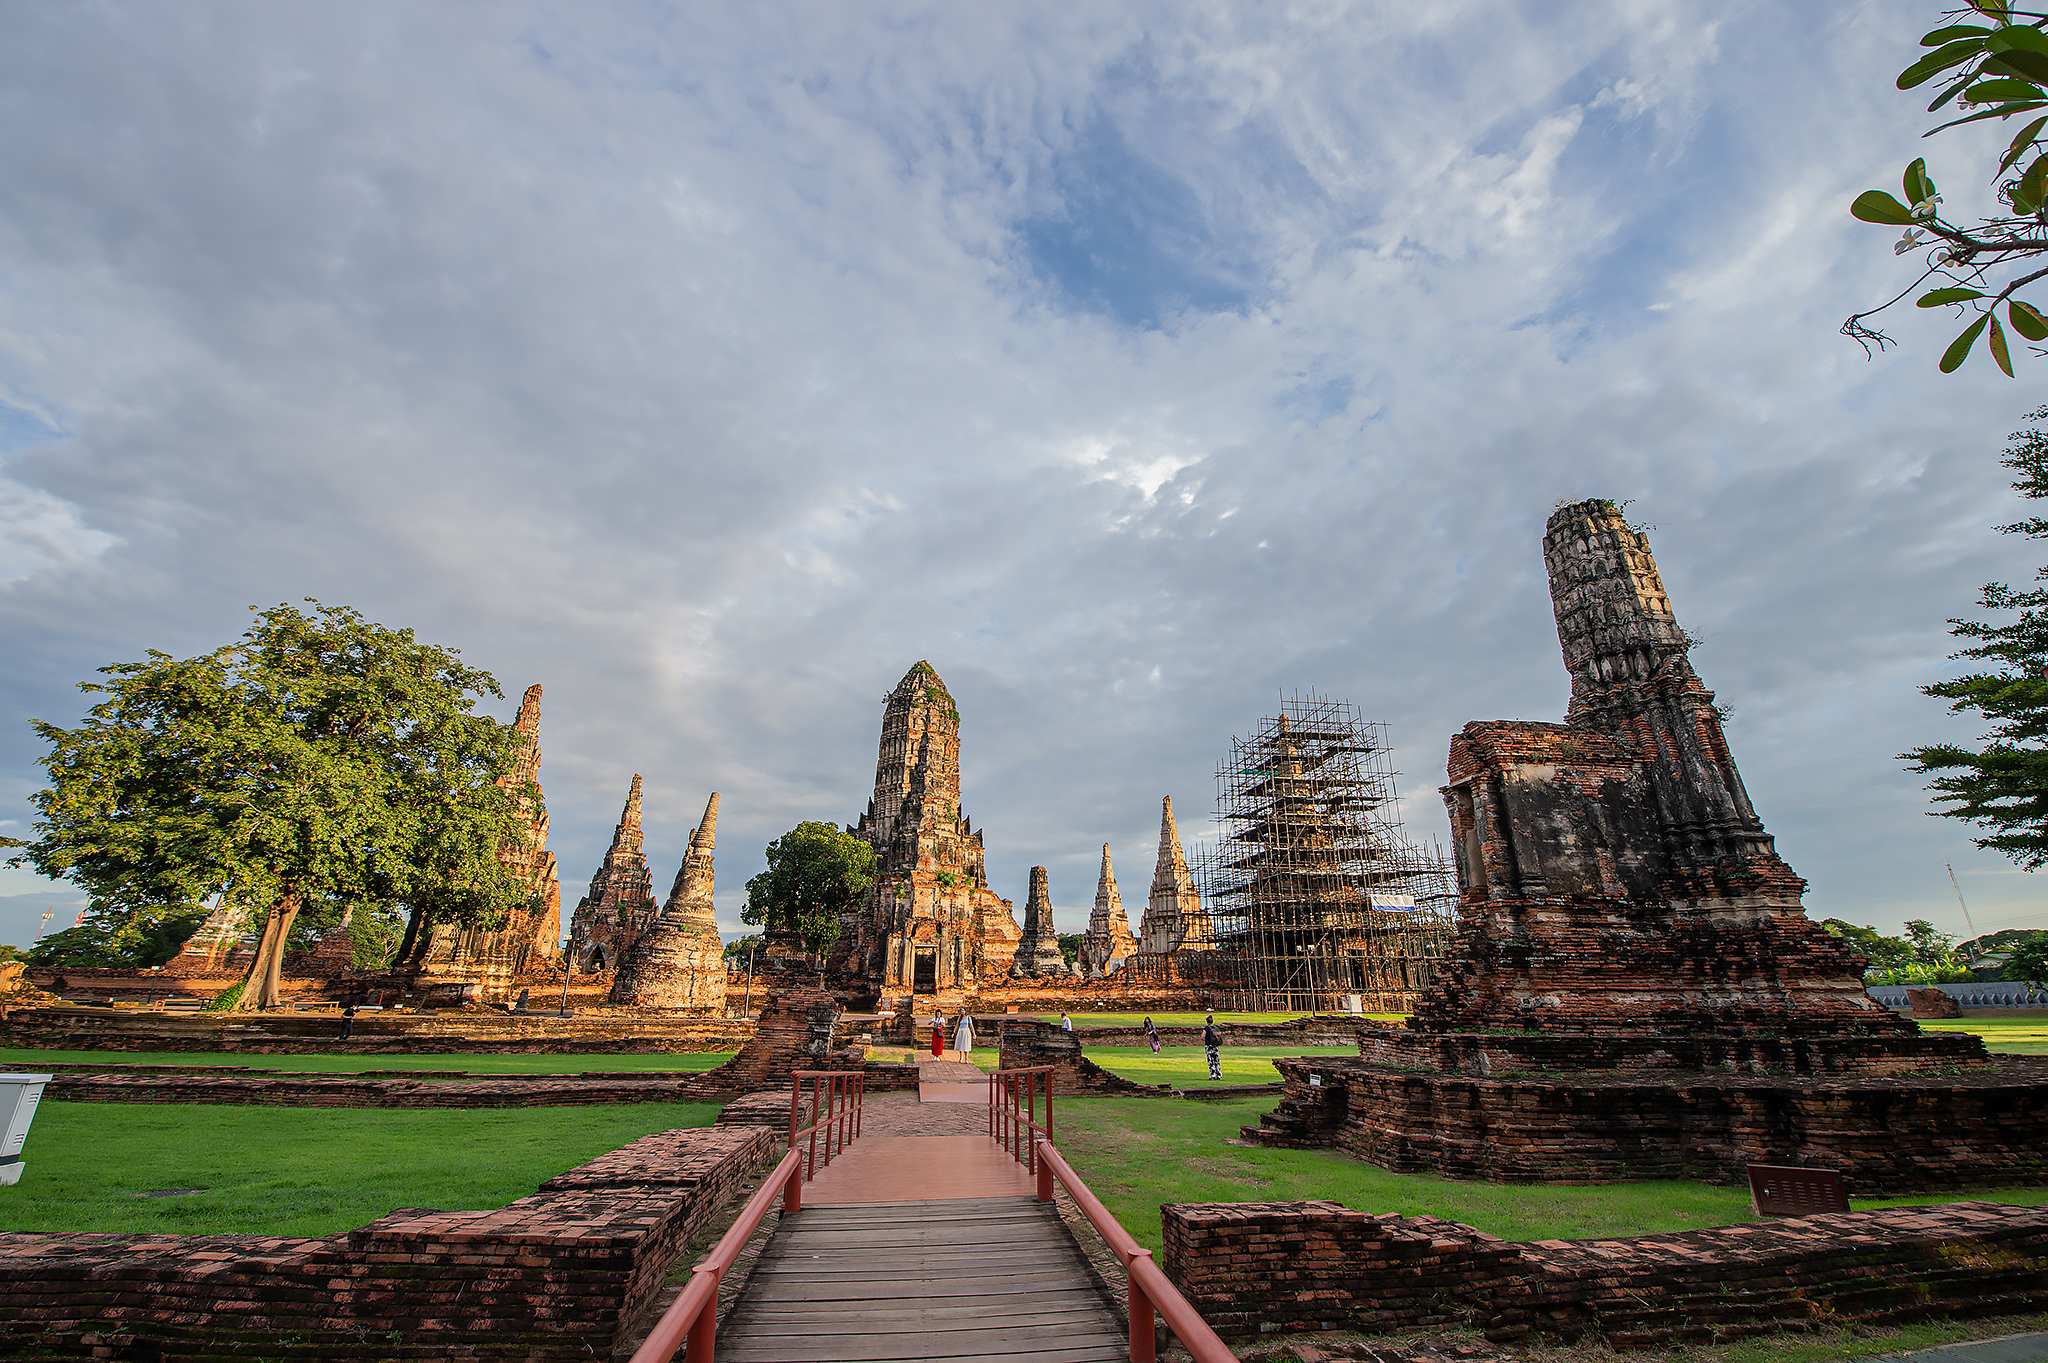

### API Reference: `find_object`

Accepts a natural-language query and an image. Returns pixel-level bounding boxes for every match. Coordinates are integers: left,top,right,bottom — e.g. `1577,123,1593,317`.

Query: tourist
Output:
1202,1014,1221,1080
1144,1016,1160,1054
338,1005,357,1041
1060,1012,1072,1031
930,1016,945,1058
955,1012,974,1056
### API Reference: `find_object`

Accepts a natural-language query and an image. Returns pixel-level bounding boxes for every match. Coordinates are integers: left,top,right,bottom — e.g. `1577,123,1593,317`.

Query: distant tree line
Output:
1823,917,2048,986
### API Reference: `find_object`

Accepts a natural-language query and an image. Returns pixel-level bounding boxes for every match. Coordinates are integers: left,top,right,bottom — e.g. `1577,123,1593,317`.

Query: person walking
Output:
955,1012,975,1057
338,1005,357,1042
1144,1015,1160,1054
1202,1014,1222,1080
1059,1012,1073,1032
930,1016,945,1058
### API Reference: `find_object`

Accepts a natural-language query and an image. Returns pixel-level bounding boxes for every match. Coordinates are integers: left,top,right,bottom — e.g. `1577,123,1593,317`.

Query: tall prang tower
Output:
830,662,1021,995
568,775,660,972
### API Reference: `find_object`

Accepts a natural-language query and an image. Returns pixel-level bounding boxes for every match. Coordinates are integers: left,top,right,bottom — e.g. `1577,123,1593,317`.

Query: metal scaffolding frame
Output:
1183,694,1454,1014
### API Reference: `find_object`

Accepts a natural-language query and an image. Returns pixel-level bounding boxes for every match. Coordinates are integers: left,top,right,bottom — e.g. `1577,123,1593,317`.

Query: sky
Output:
1,1,2043,953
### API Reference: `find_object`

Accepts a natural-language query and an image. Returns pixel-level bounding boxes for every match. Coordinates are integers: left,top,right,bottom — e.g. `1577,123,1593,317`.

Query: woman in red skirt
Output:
930,1016,944,1058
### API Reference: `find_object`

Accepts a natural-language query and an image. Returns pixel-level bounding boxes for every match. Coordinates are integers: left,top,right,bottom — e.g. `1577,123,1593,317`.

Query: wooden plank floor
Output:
717,1198,1126,1362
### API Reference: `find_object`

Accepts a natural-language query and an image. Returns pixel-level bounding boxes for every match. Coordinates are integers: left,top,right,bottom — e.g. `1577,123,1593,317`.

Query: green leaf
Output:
1942,313,1992,372
1931,69,1980,112
1925,101,2048,136
1971,0,2010,20
1967,77,2044,102
1990,25,2048,55
1851,190,1917,225
2011,299,2048,340
1905,157,1935,206
1992,312,2016,375
1999,115,2048,173
1985,49,2048,85
2025,157,2048,208
1901,38,1992,89
1920,289,1987,306
1925,25,1994,45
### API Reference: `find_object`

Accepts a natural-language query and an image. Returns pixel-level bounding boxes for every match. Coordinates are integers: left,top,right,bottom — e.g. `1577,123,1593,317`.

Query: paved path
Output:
917,1056,990,1105
1884,1334,2048,1363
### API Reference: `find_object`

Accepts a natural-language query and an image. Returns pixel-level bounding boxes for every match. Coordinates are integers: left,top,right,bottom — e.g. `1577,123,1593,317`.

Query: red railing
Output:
990,1064,1053,1173
990,1066,1233,1363
628,1070,865,1363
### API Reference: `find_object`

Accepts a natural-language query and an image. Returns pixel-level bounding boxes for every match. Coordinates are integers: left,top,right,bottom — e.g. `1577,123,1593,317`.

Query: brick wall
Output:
1247,1055,2048,1193
0,1005,752,1055
0,1125,772,1360
1163,1198,2048,1348
996,1019,1160,1095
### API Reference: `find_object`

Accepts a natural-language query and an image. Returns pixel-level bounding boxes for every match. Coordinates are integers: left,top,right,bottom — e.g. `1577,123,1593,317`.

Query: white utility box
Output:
0,1074,52,1185
1343,994,1362,1015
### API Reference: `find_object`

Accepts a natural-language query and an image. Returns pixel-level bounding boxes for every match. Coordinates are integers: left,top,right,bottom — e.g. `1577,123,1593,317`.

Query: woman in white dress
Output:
954,1012,975,1057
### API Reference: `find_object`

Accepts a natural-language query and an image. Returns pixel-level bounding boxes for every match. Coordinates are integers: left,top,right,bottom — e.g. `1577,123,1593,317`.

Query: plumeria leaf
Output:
1942,313,1993,372
2000,116,2048,173
1970,0,2010,20
1991,312,2016,375
1991,26,2048,56
1902,38,1993,88
1926,101,2048,136
2012,299,2048,340
2024,157,2048,207
1967,77,2044,102
1925,25,1994,44
1905,157,1935,205
1931,69,1980,112
1984,50,2048,85
1920,288,1988,306
1853,190,1918,224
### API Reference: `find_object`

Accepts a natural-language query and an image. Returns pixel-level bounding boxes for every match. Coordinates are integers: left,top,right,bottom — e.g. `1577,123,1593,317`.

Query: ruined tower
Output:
610,793,726,1011
1077,846,1139,978
831,662,1022,994
568,774,659,972
1010,866,1072,978
1417,498,1978,1068
1139,796,1211,957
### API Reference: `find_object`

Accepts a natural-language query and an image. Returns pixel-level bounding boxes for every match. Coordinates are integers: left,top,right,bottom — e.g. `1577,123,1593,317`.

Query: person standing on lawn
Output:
930,1016,945,1058
1060,1012,1073,1031
1202,1014,1221,1080
1144,1016,1160,1054
955,1012,974,1057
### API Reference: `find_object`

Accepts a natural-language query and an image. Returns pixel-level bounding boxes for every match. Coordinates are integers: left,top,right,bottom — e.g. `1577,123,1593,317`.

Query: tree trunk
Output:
392,904,425,970
229,895,299,1012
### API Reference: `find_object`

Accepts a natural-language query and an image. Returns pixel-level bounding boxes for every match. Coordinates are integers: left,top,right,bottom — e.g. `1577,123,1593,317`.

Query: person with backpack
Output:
1202,1014,1222,1080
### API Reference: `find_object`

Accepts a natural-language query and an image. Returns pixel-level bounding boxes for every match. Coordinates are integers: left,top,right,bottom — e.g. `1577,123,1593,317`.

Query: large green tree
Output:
1845,2,2048,372
1903,407,2048,864
11,600,538,1009
742,821,876,960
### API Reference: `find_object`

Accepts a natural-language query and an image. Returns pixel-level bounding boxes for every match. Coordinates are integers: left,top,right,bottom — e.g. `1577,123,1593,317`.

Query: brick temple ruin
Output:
828,662,1024,996
1245,499,2048,1190
567,775,659,973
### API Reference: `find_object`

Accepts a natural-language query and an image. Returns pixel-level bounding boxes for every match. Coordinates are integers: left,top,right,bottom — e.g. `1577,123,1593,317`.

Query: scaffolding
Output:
1185,695,1455,1014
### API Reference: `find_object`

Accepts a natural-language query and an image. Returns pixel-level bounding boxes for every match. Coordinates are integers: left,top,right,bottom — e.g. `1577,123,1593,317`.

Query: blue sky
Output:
1,1,2042,950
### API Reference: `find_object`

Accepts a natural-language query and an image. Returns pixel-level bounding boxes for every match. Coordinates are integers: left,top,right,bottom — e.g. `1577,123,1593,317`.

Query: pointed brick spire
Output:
612,789,726,1010
1079,843,1138,977
1142,795,1211,955
570,774,657,970
1011,866,1071,978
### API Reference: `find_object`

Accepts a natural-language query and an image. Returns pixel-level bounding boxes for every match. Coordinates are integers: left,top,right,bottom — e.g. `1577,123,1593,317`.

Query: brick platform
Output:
1249,1055,2048,1192
0,1125,772,1360
0,1004,752,1055
1162,1198,2048,1348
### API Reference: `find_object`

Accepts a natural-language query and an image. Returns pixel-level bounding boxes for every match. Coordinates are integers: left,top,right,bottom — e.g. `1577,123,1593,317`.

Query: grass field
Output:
0,1100,724,1237
1035,1012,1404,1028
1920,1016,2048,1054
1052,1095,2048,1256
1081,1044,1352,1085
0,1049,735,1074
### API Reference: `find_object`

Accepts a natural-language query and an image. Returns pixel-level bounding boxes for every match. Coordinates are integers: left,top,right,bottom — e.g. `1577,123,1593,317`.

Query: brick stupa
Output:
609,793,726,1012
1077,845,1138,978
568,774,659,973
1011,866,1073,979
1377,499,1981,1075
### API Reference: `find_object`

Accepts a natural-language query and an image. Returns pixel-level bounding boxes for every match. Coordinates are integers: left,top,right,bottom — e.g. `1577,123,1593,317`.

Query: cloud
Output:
0,0,2038,949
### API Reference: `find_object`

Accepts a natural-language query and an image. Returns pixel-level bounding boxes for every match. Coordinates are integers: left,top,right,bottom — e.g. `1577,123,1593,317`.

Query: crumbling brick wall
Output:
0,1125,772,1361
1162,1198,2048,1348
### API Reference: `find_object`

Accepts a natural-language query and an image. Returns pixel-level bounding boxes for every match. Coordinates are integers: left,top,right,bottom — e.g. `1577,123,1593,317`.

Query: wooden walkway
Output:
715,1199,1126,1362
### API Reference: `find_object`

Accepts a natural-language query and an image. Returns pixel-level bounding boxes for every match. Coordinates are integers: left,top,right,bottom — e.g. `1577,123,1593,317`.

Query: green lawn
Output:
0,1049,735,1075
1031,1012,1403,1028
0,1100,724,1237
1919,1017,2048,1054
1051,1095,2048,1256
1084,1044,1353,1086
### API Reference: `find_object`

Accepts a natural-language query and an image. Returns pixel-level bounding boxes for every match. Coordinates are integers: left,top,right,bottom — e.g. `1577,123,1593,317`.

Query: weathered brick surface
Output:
0,1004,752,1054
1163,1198,2048,1349
1250,1055,2048,1193
0,1125,771,1360
996,1019,1161,1095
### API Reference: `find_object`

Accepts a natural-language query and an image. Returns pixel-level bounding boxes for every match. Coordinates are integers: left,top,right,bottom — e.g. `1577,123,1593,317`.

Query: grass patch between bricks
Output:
0,1047,735,1074
1920,1016,2048,1054
1052,1095,2048,1257
0,1100,723,1236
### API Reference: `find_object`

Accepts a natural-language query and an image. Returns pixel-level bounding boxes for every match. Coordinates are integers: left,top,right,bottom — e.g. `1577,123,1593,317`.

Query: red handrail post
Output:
1127,1249,1157,1363
1036,1143,1053,1203
687,1264,720,1362
782,1151,801,1213
1025,1075,1036,1176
